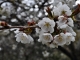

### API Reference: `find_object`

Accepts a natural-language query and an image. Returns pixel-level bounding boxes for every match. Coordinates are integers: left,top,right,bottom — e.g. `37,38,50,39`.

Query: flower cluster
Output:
14,29,34,44
36,16,76,48
34,2,76,48
0,2,77,49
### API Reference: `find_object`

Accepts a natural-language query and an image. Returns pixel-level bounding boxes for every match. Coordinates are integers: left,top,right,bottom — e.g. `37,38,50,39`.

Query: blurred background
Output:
0,0,80,60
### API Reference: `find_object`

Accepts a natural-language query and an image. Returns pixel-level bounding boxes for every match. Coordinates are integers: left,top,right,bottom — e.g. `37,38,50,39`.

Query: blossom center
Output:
44,35,50,40
44,22,51,28
61,11,66,15
58,35,63,41
67,36,71,39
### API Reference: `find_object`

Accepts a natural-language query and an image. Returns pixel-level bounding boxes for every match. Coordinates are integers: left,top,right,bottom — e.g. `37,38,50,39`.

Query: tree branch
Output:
58,46,75,60
0,25,37,30
69,42,78,60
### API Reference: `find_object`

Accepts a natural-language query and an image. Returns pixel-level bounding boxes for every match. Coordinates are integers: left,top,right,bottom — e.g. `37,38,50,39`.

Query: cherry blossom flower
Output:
66,26,76,36
15,32,34,44
53,2,72,16
67,18,74,27
38,17,55,33
38,33,53,44
65,32,75,45
54,33,66,46
57,16,74,29
57,16,68,29
53,7,61,16
59,4,72,16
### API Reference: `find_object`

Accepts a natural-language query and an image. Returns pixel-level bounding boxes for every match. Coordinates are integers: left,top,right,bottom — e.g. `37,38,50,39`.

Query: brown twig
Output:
0,25,37,30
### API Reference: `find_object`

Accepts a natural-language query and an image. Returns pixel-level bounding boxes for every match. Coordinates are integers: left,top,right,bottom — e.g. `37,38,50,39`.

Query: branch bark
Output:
0,25,37,30
58,46,76,60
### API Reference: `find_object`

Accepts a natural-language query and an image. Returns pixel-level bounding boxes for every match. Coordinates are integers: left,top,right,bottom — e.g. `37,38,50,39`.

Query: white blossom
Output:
54,33,66,46
38,17,55,33
53,7,61,16
57,16,74,29
58,3,72,16
67,18,74,27
15,32,33,44
65,32,75,45
53,2,72,16
66,26,76,36
57,16,68,29
38,33,53,44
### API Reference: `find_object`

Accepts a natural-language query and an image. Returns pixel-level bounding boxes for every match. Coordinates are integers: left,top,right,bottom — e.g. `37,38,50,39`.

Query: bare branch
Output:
0,25,37,30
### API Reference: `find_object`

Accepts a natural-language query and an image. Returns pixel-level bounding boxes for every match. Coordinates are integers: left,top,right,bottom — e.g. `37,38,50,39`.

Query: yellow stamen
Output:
44,22,51,28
